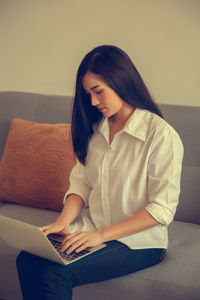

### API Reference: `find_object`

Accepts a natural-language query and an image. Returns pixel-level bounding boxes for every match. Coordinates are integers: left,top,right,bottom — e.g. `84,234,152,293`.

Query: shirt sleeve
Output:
145,126,184,226
63,160,92,206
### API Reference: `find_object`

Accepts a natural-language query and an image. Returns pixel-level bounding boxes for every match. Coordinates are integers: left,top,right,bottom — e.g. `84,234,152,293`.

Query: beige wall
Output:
0,0,199,106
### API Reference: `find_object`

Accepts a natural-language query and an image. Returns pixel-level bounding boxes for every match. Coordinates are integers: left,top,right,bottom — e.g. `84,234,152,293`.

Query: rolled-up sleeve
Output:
63,160,92,206
145,127,184,226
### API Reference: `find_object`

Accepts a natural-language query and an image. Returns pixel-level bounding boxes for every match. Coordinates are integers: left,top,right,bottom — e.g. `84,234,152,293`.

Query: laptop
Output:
0,215,106,265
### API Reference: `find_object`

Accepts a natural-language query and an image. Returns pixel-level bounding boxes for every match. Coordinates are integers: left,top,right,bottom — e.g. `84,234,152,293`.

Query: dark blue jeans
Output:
16,240,165,300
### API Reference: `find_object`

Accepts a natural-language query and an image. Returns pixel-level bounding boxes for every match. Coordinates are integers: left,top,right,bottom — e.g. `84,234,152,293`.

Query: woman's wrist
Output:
55,194,84,228
56,217,70,227
98,228,110,243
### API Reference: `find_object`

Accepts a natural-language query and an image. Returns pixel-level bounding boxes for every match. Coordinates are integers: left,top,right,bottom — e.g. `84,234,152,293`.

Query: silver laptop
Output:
0,215,106,265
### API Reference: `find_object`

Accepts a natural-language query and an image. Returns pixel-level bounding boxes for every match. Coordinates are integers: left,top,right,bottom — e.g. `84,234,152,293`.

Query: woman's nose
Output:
90,94,100,106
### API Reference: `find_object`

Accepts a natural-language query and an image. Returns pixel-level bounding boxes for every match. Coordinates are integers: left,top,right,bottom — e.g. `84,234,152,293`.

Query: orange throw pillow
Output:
0,119,76,211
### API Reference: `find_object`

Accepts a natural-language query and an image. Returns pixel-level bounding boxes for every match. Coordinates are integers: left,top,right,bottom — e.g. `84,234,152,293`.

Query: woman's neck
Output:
108,103,135,129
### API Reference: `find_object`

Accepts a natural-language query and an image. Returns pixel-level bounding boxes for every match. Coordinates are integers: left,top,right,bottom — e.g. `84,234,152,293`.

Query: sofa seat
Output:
0,202,200,300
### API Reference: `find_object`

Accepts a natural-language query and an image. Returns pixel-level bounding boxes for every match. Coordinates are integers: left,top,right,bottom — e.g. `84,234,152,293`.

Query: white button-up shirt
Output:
64,108,184,249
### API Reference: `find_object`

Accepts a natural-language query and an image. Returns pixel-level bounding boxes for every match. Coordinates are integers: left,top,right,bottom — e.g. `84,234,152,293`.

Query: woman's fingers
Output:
42,226,56,236
63,237,88,254
73,242,90,253
61,231,88,253
40,224,51,231
40,224,53,235
40,223,68,236
61,230,104,254
63,230,81,242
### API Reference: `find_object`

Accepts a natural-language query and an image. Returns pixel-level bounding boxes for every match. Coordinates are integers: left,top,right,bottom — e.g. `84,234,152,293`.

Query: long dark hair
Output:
72,45,163,165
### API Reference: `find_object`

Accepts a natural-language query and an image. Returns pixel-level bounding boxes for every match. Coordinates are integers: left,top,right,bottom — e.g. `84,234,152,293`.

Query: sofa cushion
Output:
0,118,76,211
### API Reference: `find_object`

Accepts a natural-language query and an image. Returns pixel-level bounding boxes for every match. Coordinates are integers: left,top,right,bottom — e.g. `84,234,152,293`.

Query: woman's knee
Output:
37,260,75,298
16,251,34,271
16,251,43,271
16,251,75,288
16,252,74,299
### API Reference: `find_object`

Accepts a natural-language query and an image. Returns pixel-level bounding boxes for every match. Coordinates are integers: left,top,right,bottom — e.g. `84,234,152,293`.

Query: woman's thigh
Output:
16,240,165,299
68,241,165,287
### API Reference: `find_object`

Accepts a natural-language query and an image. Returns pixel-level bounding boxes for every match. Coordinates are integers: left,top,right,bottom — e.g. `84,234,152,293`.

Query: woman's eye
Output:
96,90,103,95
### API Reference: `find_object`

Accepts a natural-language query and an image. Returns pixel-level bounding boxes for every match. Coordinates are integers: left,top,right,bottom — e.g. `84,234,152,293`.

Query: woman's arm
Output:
57,194,85,225
99,208,159,242
61,208,159,253
41,193,84,236
41,160,92,236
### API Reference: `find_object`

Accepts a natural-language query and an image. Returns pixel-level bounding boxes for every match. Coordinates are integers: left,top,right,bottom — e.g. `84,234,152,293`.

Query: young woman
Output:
16,45,184,300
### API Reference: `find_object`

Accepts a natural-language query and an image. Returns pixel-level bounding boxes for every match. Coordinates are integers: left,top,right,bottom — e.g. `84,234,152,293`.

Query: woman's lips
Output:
98,107,105,112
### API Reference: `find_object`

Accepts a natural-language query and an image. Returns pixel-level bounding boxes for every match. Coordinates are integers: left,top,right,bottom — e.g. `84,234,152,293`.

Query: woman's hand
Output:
61,230,104,254
40,219,69,236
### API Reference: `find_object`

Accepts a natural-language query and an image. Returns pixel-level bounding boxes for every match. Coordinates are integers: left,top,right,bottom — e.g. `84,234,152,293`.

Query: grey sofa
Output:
0,91,200,300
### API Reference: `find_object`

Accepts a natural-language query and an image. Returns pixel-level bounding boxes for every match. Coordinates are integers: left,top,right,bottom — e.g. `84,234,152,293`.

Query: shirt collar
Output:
97,108,148,142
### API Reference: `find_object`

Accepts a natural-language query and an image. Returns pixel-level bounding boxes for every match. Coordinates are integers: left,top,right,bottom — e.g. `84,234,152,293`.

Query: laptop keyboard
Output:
49,238,90,261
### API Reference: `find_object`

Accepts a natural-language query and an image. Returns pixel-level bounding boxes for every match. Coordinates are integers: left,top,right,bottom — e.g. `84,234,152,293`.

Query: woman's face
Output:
82,72,126,118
